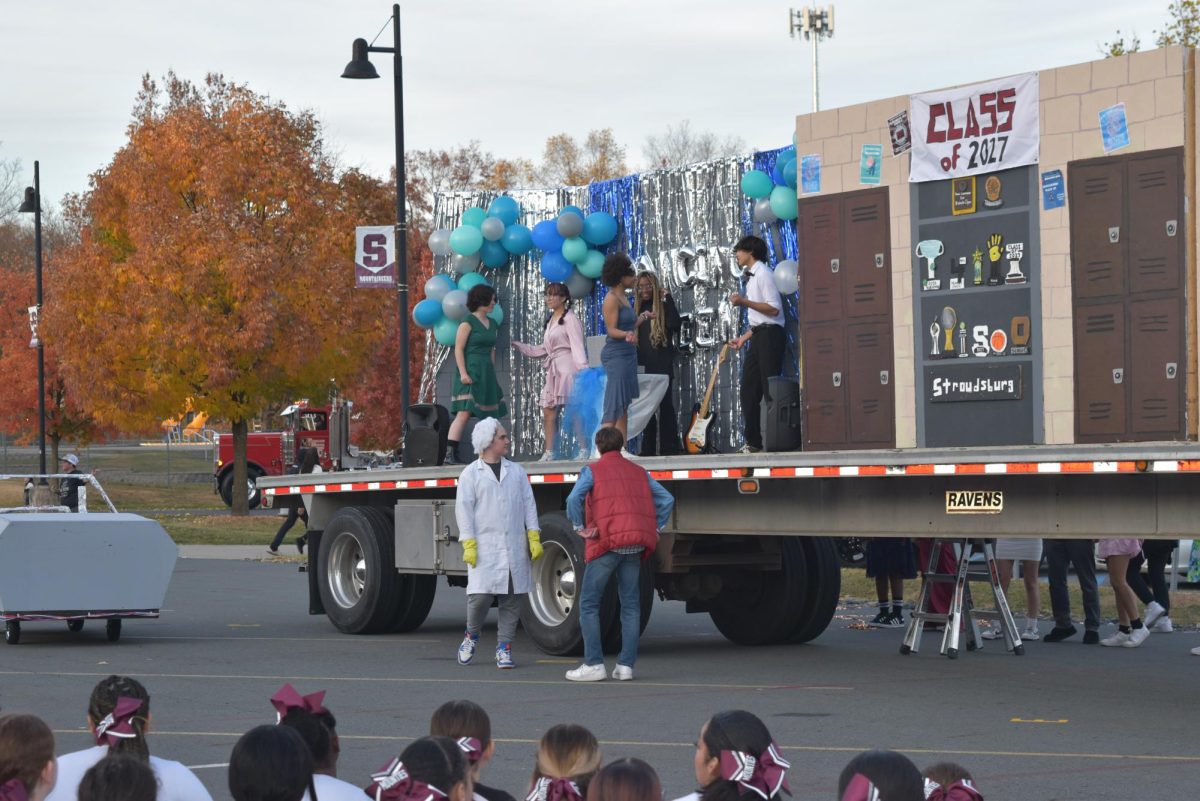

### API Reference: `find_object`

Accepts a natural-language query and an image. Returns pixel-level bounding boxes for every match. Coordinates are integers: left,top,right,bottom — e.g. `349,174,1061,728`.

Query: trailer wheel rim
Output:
529,540,576,627
328,531,367,609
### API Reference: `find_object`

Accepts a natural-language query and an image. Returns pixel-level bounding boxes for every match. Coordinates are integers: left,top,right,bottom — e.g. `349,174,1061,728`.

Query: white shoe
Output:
1144,601,1167,628
1151,617,1173,633
611,664,634,681
565,663,607,682
1100,631,1131,647
980,626,1002,640
1022,623,1040,641
538,451,555,462
1123,627,1151,648
1191,645,1200,656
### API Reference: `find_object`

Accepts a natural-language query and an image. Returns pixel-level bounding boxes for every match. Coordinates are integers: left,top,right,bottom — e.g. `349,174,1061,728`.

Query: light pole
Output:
342,3,411,427
18,161,47,485
789,6,835,112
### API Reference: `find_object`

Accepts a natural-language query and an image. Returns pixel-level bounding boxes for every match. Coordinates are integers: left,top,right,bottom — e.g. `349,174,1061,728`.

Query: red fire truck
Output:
213,402,332,508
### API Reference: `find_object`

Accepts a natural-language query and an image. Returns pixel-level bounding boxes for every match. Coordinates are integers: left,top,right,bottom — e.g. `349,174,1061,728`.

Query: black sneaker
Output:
870,611,890,626
1082,630,1100,645
882,613,905,628
1044,625,1077,642
296,535,307,555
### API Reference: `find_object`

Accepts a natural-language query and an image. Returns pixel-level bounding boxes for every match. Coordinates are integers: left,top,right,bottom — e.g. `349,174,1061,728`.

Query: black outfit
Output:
636,294,683,455
1044,538,1101,634
865,538,917,579
475,785,516,801
269,450,314,552
1127,538,1174,612
58,469,85,512
741,324,785,450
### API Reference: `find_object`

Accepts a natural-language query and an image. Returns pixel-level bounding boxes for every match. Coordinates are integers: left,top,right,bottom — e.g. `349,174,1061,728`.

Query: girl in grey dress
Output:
600,254,653,440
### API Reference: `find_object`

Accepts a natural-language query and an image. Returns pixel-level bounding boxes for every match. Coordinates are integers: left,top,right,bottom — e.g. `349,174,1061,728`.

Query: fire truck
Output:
213,402,332,508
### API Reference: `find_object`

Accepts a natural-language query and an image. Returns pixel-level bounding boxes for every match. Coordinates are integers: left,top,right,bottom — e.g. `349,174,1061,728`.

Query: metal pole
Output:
392,3,410,429
33,161,47,482
812,34,819,112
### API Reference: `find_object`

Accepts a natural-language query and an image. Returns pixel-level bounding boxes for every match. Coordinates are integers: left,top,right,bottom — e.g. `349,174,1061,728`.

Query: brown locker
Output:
846,322,894,446
1127,154,1182,294
1074,303,1127,440
798,198,842,324
1129,298,1183,437
803,323,846,447
1067,162,1125,300
841,191,892,319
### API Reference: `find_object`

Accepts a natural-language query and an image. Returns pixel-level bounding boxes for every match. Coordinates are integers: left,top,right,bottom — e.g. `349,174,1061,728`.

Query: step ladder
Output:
900,538,1024,659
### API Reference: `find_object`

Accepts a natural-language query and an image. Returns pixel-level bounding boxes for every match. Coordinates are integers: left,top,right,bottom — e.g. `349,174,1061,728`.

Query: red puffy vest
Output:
584,451,658,562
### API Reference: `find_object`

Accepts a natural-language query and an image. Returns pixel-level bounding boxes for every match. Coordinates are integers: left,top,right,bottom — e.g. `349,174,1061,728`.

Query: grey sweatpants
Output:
466,575,522,644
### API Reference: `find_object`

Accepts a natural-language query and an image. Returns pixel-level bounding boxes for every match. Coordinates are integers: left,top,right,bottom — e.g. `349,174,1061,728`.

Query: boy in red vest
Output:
564,427,674,682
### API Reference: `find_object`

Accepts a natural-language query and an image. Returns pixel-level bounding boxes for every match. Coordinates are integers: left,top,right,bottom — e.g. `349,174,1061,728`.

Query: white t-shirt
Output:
744,262,784,328
47,746,213,801
303,773,368,801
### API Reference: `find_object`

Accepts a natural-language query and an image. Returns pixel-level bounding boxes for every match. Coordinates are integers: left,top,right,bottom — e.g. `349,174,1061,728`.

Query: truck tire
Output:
788,537,842,644
708,537,808,645
317,507,400,634
219,467,263,509
388,575,437,633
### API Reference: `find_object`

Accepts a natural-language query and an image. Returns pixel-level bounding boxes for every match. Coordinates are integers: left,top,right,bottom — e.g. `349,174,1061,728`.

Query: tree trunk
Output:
232,418,249,516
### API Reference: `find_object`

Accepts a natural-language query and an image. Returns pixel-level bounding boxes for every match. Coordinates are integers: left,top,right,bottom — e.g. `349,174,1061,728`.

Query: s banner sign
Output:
908,73,1039,183
355,225,396,289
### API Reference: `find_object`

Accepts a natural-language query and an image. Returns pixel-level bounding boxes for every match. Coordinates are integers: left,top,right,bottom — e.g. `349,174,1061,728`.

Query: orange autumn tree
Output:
47,73,392,513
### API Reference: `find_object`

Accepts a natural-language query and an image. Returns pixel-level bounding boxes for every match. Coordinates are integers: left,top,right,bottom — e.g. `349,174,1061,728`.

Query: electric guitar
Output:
686,344,730,454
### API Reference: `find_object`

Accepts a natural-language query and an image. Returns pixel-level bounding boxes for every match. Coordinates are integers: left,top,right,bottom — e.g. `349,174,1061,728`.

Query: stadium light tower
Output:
789,6,835,112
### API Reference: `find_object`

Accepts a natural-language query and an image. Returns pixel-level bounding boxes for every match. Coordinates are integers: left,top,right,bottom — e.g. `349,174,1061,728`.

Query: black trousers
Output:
1127,541,1173,612
741,325,785,449
270,506,308,551
641,373,681,455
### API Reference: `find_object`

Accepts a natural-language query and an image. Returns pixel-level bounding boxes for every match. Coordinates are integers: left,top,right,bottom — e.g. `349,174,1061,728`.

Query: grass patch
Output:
0,479,223,511
153,514,282,545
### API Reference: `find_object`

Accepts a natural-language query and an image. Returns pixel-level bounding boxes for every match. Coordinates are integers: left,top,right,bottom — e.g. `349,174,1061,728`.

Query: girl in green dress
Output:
446,284,508,464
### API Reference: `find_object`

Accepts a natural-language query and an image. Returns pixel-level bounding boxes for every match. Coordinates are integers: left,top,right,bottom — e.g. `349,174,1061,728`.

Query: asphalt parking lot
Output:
2,557,1196,801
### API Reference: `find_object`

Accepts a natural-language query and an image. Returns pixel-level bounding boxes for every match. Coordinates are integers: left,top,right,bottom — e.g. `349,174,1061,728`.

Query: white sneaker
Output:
1151,617,1173,633
611,664,634,681
1123,627,1151,648
1022,623,1040,641
1100,631,1131,647
1191,645,1200,656
538,451,555,462
1144,601,1167,628
980,626,1002,640
565,663,607,682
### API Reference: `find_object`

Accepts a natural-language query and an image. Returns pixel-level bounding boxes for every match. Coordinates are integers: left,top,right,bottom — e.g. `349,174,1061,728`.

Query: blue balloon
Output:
501,223,533,255
457,272,490,292
461,207,487,228
487,302,504,325
541,251,573,282
531,219,565,252
783,157,798,189
433,316,461,347
771,159,787,185
480,239,509,269
581,212,618,246
413,298,444,328
487,196,520,226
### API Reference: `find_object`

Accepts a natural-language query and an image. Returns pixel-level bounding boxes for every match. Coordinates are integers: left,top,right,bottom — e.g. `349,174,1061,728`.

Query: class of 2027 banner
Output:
908,72,1039,183
355,225,396,289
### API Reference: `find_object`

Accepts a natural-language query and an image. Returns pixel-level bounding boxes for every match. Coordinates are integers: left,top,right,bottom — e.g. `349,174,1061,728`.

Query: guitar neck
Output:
697,346,727,418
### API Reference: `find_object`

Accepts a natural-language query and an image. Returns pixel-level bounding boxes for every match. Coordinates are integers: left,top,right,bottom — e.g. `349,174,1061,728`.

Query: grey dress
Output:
601,300,640,422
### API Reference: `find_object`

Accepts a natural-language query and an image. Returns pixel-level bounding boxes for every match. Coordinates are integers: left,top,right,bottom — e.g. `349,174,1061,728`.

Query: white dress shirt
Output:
743,261,784,328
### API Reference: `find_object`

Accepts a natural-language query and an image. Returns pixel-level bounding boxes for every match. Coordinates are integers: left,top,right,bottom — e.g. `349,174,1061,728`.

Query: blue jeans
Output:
580,550,642,667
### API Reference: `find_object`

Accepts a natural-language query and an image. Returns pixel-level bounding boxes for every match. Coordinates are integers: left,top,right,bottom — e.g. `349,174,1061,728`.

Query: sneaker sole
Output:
565,673,607,682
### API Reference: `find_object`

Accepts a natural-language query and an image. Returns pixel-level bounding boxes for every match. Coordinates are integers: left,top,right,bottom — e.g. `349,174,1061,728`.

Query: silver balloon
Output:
424,274,455,302
480,217,506,242
752,198,778,224
565,269,594,299
556,211,584,238
773,259,799,295
441,289,469,321
451,253,480,275
428,228,452,256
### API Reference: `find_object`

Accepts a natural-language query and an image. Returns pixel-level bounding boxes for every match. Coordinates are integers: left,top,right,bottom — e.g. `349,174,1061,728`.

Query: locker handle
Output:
1112,368,1124,385
832,371,842,388
879,370,889,386
830,258,840,273
1166,362,1178,380
1108,226,1120,244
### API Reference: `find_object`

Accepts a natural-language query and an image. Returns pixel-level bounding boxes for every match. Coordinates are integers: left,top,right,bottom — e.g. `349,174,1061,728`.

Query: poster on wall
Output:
355,225,396,288
1041,169,1065,210
800,154,821,193
888,111,912,155
1099,103,1130,152
860,144,883,184
908,72,1040,182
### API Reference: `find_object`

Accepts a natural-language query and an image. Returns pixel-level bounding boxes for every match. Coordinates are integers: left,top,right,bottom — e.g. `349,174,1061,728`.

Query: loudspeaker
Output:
761,377,801,452
403,404,450,467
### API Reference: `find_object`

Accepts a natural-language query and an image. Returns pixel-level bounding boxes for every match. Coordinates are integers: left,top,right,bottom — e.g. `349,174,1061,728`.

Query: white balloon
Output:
773,260,799,295
424,274,455,302
565,269,595,299
428,228,452,256
752,198,778,224
450,253,480,275
480,217,506,242
441,289,469,321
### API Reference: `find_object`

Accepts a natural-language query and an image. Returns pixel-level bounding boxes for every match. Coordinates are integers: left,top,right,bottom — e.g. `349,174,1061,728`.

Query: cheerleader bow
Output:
525,777,583,801
455,736,483,764
94,696,145,746
270,683,328,722
0,779,27,801
368,758,447,801
924,779,983,801
841,774,882,801
718,743,791,799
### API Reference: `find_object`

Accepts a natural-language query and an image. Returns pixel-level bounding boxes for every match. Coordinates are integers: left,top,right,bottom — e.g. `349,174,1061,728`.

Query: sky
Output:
0,0,1174,207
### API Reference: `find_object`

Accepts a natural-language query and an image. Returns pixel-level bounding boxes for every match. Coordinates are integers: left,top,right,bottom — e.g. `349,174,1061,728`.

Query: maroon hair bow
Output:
0,779,28,801
94,696,145,746
270,683,328,722
718,743,791,799
924,779,983,801
841,774,881,801
455,736,483,764
525,777,582,801
368,758,447,801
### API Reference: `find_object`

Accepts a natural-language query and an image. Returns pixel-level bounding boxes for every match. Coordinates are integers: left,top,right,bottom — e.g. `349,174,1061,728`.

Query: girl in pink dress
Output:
512,282,588,461
1098,538,1149,647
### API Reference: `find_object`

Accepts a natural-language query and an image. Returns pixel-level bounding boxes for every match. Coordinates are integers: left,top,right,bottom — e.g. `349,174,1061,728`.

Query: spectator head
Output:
586,759,661,801
467,285,497,313
228,725,314,801
838,751,923,801
79,755,157,801
695,711,788,801
594,427,625,455
601,254,635,289
472,418,510,459
430,700,495,772
921,764,982,801
533,724,601,800
368,737,472,801
733,236,768,267
278,707,336,775
0,714,56,801
88,676,152,762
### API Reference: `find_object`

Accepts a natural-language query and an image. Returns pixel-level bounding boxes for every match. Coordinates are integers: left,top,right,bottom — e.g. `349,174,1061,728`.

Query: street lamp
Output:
17,161,48,485
342,3,411,428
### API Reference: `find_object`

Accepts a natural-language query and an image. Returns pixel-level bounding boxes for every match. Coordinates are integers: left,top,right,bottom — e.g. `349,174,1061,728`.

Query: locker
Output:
799,198,842,324
1073,303,1127,440
847,322,895,446
1129,298,1182,437
1067,162,1125,300
842,195,891,319
803,323,847,448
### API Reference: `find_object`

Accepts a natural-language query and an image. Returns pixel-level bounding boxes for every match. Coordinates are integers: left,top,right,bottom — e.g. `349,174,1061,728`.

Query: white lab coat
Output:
455,457,540,595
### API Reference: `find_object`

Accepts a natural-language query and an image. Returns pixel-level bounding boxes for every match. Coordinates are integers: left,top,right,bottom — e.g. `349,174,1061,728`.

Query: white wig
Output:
471,417,504,455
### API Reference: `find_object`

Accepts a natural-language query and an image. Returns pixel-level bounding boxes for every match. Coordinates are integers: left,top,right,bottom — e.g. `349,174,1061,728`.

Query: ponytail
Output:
88,676,151,762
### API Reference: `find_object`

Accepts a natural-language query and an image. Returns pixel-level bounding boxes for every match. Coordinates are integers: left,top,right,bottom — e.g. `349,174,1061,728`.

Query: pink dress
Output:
513,311,588,408
1097,538,1142,558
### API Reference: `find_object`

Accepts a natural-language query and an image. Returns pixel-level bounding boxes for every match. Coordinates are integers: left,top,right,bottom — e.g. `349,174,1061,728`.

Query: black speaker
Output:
761,377,801,452
403,404,450,467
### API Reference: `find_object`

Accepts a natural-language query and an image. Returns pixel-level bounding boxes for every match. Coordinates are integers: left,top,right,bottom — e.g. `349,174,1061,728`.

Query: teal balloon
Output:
480,239,509,269
740,170,774,199
561,236,589,265
461,207,487,228
578,249,605,279
487,196,520,226
582,212,618,245
487,302,504,325
769,185,798,221
457,272,490,292
413,298,444,328
449,225,483,256
433,316,461,347
501,223,533,255
783,157,798,189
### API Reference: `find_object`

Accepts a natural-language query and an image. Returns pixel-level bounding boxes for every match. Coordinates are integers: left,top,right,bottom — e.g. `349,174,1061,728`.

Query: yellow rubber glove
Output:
461,539,477,567
527,529,543,561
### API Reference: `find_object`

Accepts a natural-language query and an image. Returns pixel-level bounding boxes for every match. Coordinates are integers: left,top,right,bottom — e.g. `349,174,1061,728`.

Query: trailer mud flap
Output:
307,530,325,615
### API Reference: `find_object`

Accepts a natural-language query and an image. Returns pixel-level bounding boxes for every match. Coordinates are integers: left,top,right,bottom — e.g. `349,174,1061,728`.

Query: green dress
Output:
451,314,508,419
